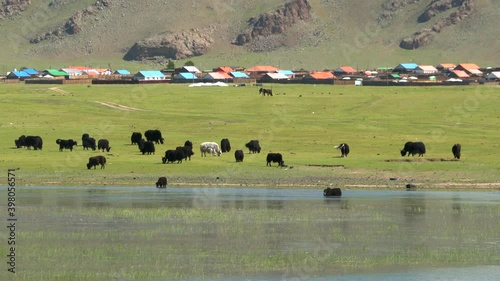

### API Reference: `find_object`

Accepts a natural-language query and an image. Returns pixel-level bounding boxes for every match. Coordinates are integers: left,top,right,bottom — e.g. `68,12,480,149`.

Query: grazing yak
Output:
82,134,96,151
176,145,194,161
98,139,111,152
234,150,244,162
452,144,461,159
25,136,43,150
220,138,231,153
130,132,142,145
162,148,185,164
87,156,106,169
56,139,78,151
145,129,164,144
245,140,261,153
266,153,284,167
141,141,155,155
15,135,26,148
200,142,222,156
334,143,350,157
156,177,167,188
259,88,273,96
401,141,426,157
184,140,193,148
323,188,342,197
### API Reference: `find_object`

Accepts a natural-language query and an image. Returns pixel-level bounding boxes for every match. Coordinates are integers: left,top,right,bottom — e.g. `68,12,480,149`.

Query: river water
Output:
3,186,500,280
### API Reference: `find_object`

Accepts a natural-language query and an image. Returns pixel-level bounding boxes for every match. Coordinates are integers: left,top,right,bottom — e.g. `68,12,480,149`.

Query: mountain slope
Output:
0,0,498,72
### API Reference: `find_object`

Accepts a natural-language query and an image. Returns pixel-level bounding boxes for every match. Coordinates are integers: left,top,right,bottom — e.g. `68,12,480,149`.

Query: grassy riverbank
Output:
1,83,499,189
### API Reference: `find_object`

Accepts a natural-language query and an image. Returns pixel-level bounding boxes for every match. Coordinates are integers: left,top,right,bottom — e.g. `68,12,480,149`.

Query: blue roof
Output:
115,69,130,75
175,72,197,79
136,70,165,78
22,68,38,75
11,71,30,78
277,70,295,75
397,63,418,70
230,71,249,78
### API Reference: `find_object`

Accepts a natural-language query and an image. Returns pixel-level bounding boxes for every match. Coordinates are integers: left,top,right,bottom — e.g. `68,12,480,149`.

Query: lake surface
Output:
2,186,500,280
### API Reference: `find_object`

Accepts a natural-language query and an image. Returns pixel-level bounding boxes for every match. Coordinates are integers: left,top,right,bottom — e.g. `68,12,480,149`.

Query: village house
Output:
333,66,357,77
454,63,482,76
41,69,67,78
449,70,470,79
203,72,233,82
436,63,456,72
173,72,198,82
486,72,500,81
6,70,30,80
246,65,280,79
415,65,438,75
259,72,289,83
276,70,295,79
302,71,335,83
113,69,131,75
213,66,233,73
133,71,166,81
393,63,419,73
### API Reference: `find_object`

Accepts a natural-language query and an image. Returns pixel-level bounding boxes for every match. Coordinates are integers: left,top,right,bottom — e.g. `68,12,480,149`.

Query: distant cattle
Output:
401,141,426,157
452,144,461,159
323,187,342,197
87,156,106,169
144,130,164,144
14,135,26,148
334,143,350,157
234,150,244,162
98,139,111,152
259,88,273,96
184,140,193,148
141,141,155,155
200,142,222,156
266,153,284,167
56,139,78,151
24,136,43,150
156,177,167,188
137,138,146,151
162,148,185,164
220,138,231,153
176,145,194,161
82,134,96,151
245,140,261,153
131,132,142,145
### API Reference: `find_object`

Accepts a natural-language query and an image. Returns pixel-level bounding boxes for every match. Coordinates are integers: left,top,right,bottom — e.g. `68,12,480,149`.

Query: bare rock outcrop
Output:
30,0,111,43
377,0,422,26
0,0,31,20
400,0,474,49
418,0,466,23
123,27,215,61
233,0,312,46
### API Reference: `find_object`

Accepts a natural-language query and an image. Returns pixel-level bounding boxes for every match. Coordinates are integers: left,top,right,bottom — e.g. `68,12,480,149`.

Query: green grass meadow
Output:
1,83,499,188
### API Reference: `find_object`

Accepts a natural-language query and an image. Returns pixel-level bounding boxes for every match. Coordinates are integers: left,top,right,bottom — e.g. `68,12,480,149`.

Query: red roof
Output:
451,70,470,78
214,66,233,73
437,63,456,69
455,63,480,70
67,66,91,71
307,71,335,79
246,65,280,72
336,66,357,73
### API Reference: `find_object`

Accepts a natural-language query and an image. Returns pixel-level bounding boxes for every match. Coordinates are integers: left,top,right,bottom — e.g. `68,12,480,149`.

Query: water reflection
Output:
5,186,500,281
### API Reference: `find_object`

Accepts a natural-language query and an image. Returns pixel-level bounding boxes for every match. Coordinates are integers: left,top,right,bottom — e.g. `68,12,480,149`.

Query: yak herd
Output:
13,130,462,193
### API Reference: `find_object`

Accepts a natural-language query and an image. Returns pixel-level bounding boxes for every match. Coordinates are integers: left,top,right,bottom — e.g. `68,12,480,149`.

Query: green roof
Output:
45,69,67,76
390,73,400,79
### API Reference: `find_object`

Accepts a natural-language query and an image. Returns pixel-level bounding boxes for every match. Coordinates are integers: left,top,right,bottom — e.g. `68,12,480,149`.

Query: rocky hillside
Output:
0,0,497,69
0,0,30,20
